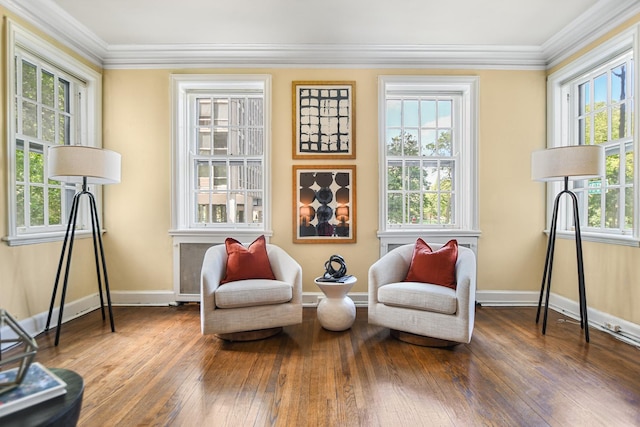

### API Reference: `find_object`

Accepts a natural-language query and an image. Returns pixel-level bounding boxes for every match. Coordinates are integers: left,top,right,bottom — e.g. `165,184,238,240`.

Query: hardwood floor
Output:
3,305,640,426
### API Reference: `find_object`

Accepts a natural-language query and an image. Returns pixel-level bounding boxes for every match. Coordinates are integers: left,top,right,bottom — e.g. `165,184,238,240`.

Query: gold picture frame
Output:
293,165,356,243
292,81,356,159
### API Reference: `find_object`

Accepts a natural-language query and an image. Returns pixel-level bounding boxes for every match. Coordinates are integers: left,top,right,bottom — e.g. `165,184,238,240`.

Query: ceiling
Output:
6,0,640,68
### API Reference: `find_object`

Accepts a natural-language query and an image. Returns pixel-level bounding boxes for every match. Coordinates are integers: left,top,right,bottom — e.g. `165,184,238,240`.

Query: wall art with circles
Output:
293,165,356,243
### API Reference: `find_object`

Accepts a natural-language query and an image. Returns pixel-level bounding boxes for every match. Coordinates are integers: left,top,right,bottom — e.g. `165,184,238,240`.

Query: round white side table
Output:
314,276,357,331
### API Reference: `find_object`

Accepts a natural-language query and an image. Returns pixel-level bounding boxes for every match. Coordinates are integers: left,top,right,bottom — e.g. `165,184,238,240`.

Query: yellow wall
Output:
545,15,640,325
2,7,638,330
0,11,102,321
102,67,547,296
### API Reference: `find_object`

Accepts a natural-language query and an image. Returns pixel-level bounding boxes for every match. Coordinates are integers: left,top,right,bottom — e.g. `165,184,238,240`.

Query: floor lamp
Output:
531,145,604,343
45,145,121,346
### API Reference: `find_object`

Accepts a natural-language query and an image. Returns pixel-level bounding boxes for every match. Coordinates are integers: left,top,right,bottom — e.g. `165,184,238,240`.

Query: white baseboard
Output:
3,290,638,350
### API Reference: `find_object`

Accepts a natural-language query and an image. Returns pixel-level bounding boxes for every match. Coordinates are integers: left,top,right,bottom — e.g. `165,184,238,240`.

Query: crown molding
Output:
0,0,107,65
542,0,640,68
101,43,546,70
2,0,639,70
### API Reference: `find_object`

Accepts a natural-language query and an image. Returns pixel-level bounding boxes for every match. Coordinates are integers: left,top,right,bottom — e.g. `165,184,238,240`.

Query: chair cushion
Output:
378,282,457,314
221,235,276,285
404,239,458,289
215,279,293,309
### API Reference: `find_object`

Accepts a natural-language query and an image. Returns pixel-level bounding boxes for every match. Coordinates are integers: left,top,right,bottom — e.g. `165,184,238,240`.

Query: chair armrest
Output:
454,247,477,317
200,245,227,313
368,247,412,304
267,245,303,304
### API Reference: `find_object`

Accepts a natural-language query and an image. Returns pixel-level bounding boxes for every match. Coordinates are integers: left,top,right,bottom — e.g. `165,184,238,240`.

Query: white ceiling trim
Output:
542,0,640,68
2,0,639,70
102,44,546,70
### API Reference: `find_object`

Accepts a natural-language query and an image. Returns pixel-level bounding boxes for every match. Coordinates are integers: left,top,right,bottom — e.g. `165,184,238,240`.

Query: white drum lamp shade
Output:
530,144,604,344
48,145,121,184
531,145,604,182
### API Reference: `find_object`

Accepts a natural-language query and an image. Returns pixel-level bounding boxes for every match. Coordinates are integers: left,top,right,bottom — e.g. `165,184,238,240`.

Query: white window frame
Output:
3,20,102,247
377,76,480,254
169,74,272,242
547,25,640,247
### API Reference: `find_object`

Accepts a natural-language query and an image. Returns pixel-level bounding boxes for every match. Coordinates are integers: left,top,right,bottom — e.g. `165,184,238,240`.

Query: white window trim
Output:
547,25,640,247
377,75,480,248
3,19,103,247
169,74,272,240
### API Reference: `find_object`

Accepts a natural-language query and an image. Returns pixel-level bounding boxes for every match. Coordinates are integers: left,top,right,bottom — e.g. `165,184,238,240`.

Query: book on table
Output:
0,362,67,417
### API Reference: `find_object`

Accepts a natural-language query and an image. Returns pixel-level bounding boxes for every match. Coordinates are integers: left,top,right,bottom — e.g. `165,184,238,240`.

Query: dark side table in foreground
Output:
2,368,84,427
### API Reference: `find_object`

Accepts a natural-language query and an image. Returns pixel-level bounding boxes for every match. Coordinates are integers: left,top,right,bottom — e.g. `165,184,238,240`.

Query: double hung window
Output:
4,21,101,246
378,76,479,250
171,75,271,236
548,28,637,245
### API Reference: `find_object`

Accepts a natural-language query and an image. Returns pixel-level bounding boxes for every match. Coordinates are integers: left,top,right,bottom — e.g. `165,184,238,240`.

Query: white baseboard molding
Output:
3,290,638,350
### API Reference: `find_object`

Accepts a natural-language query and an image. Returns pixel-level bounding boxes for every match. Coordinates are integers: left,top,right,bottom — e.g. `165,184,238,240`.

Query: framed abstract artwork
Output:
292,81,356,159
293,165,356,243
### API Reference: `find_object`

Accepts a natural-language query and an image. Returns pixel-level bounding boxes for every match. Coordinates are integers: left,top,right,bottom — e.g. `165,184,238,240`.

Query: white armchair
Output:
201,243,303,341
368,243,477,346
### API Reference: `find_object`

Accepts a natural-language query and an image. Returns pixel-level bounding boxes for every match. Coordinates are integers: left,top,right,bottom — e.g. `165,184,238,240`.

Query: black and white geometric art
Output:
293,82,355,159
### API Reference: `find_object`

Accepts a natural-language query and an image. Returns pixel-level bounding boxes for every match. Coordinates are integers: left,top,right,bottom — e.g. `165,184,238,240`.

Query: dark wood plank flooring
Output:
3,305,639,426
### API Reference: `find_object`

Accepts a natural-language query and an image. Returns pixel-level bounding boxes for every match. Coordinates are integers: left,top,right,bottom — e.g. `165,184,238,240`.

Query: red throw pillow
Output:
220,235,276,284
404,239,458,289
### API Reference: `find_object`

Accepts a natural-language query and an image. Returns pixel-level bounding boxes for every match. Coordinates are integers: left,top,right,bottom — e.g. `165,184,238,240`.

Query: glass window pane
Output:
407,193,420,223
197,162,211,190
229,128,245,155
30,186,44,226
197,98,211,126
406,161,420,191
213,99,228,126
440,160,454,191
403,130,419,156
420,129,436,156
198,128,211,155
230,192,245,223
42,108,55,143
229,162,244,190
588,192,601,228
420,100,436,127
611,64,626,103
248,98,263,126
230,98,245,127
386,100,401,127
246,128,263,156
606,151,620,185
41,71,54,107
22,61,37,101
387,161,402,191
611,104,624,139
248,191,263,224
196,191,210,223
625,150,633,182
58,79,69,112
16,140,24,182
22,101,37,137
594,73,607,104
213,128,228,154
421,192,437,224
29,145,44,183
246,161,262,190
403,100,419,127
594,110,607,143
58,115,69,145
213,163,227,188
605,188,619,228
625,186,633,229
438,129,452,156
386,128,402,155
48,187,61,225
422,160,438,190
579,82,590,115
387,193,402,224
16,185,25,227
438,100,452,127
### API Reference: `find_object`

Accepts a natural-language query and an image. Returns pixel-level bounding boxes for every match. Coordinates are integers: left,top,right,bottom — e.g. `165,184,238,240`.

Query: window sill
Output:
2,230,95,247
547,230,640,247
